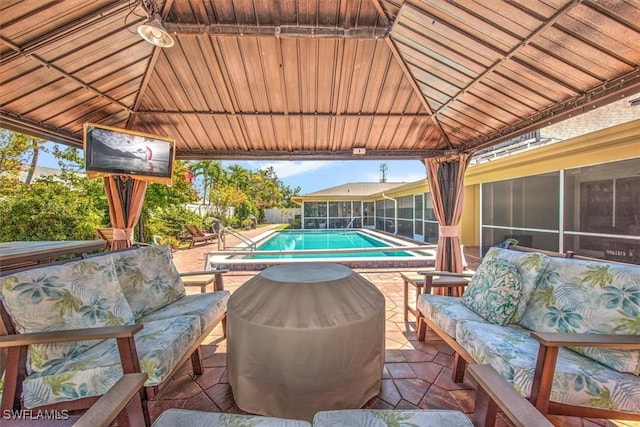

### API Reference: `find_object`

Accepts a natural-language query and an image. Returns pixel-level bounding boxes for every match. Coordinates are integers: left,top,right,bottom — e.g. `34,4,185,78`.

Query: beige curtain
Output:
103,176,148,250
424,152,473,296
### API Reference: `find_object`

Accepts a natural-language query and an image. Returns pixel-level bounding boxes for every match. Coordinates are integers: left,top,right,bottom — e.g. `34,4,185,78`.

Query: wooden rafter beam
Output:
420,0,583,115
0,1,135,65
0,37,132,113
471,69,640,150
164,23,389,39
0,110,83,147
376,0,453,148
176,148,456,161
384,36,452,148
369,0,391,27
128,0,175,126
134,111,430,119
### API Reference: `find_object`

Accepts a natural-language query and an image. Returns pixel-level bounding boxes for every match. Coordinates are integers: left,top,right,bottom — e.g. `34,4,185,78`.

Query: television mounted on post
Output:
83,123,175,185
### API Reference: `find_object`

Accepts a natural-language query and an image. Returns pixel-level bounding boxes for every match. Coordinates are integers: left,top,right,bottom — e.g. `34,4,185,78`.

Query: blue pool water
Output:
248,230,411,259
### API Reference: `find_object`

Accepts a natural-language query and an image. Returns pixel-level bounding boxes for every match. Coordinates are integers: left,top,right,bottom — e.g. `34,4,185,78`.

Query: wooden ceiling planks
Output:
1,0,639,158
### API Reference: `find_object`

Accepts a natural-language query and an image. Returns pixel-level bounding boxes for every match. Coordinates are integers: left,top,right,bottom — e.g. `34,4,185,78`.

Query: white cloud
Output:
361,171,381,182
389,171,427,182
361,170,426,183
245,160,342,179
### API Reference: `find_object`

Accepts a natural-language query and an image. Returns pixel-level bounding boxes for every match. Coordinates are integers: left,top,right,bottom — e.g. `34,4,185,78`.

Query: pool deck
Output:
158,225,624,427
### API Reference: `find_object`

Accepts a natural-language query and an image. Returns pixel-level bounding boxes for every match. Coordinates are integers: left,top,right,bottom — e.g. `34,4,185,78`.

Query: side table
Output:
401,271,471,321
180,270,227,293
401,272,425,321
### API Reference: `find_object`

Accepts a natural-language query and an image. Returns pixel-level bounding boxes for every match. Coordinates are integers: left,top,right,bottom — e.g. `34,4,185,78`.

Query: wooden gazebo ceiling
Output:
1,0,639,160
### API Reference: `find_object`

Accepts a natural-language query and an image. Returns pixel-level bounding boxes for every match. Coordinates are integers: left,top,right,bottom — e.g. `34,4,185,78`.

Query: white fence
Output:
264,208,301,224
185,204,235,218
185,205,298,224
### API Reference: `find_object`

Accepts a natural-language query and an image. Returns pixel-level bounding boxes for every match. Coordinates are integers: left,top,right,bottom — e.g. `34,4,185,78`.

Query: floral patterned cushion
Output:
483,247,550,323
152,409,312,426
461,258,523,325
456,320,640,414
0,256,135,374
21,316,201,408
139,291,230,331
108,245,186,319
519,257,640,374
417,294,486,338
313,409,472,426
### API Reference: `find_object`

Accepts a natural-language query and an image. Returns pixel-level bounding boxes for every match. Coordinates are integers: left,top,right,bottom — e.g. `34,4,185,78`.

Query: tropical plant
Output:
190,160,226,204
140,161,199,241
227,163,250,190
160,235,180,249
0,178,103,241
0,129,46,196
145,204,201,239
208,182,248,226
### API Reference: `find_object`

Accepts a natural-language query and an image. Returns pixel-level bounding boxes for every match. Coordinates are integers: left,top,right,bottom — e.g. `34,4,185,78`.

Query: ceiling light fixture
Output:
137,0,174,48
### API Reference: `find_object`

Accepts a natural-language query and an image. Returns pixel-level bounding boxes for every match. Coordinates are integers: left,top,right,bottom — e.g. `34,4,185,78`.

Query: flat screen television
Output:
84,123,175,185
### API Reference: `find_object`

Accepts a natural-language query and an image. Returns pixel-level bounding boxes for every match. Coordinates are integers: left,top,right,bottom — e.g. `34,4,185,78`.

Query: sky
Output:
37,141,428,194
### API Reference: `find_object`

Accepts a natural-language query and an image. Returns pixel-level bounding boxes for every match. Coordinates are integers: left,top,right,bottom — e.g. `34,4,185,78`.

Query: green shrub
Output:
0,179,102,241
145,205,201,239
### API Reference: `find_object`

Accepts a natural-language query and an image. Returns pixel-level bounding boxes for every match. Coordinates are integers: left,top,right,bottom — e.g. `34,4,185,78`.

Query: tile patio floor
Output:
148,225,635,427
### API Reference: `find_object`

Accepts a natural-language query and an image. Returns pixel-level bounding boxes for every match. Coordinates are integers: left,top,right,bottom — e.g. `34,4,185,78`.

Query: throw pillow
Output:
461,258,523,325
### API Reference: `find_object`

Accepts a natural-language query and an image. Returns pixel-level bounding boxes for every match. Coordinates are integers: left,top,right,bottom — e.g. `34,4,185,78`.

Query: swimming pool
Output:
249,230,410,258
205,228,437,270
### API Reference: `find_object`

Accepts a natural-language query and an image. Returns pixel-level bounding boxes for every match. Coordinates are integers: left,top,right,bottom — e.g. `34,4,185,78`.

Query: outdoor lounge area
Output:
1,229,639,426
145,234,638,426
2,1,640,426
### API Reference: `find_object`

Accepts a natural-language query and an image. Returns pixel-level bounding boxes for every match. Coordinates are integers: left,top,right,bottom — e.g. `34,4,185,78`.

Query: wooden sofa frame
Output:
74,373,148,427
77,364,553,427
0,246,228,426
415,244,640,422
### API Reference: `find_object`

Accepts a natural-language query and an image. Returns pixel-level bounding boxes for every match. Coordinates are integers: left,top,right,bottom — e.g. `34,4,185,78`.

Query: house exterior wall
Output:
461,120,640,262
298,119,640,263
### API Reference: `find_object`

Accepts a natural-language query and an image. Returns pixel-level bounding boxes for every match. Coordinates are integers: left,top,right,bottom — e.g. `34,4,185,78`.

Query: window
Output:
414,194,423,238
362,202,374,226
327,201,352,228
564,158,640,262
424,193,438,243
481,172,560,251
303,202,327,229
398,196,413,220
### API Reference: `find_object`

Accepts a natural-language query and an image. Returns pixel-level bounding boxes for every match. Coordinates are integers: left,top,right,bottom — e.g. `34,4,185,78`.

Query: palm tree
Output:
191,160,225,204
24,137,42,185
227,164,250,191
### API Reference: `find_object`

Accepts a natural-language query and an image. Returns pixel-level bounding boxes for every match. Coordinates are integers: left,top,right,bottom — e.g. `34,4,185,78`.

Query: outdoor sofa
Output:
0,244,230,424
415,245,640,421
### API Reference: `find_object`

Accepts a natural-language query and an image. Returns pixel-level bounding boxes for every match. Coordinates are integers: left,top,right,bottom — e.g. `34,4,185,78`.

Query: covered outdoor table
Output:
227,262,385,421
